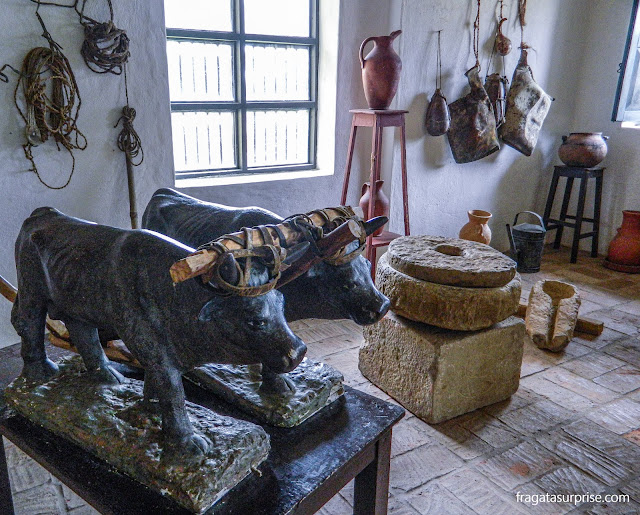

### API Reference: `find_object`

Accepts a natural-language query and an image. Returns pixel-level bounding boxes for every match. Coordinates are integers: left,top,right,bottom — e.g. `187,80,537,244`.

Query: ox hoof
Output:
22,358,59,383
90,365,125,385
166,433,212,457
259,371,296,396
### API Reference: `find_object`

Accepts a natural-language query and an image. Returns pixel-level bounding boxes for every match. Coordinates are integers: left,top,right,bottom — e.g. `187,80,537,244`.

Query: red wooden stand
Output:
340,109,410,279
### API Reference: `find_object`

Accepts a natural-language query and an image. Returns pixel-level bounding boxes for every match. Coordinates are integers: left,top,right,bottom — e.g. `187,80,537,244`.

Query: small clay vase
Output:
558,133,608,168
605,211,640,267
359,180,389,236
360,30,402,110
459,210,492,245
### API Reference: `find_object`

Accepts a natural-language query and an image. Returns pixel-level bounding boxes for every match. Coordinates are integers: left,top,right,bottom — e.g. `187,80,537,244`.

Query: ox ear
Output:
283,241,311,266
217,252,240,286
198,298,217,322
363,216,388,236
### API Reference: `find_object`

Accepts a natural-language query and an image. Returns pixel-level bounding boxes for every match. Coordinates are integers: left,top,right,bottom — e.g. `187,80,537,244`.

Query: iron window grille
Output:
165,0,319,179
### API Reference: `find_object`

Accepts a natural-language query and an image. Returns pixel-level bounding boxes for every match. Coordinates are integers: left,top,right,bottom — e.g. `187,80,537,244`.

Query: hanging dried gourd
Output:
484,2,510,128
447,0,500,163
495,0,512,56
425,30,450,136
499,0,554,156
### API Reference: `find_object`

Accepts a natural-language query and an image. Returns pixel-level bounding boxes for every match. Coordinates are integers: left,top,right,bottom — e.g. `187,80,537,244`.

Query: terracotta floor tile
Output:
560,352,626,379
592,365,640,394
586,398,640,434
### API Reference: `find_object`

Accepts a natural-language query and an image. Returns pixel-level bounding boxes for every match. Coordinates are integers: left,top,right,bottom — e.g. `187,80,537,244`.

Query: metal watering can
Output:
506,211,546,273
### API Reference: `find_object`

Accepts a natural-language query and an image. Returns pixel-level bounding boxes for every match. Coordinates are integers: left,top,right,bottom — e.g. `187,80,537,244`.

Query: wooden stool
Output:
543,165,604,264
340,109,410,279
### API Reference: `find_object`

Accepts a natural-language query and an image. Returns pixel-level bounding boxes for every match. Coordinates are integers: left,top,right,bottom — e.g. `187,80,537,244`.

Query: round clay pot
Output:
606,210,640,266
359,30,402,110
359,180,389,236
458,210,492,245
558,132,608,168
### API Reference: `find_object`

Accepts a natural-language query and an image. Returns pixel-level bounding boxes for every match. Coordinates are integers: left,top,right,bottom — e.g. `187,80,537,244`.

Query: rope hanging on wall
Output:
14,12,87,189
30,0,131,75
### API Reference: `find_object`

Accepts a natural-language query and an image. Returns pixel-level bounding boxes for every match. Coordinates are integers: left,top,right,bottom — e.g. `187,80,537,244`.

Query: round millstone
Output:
377,254,521,331
387,235,516,288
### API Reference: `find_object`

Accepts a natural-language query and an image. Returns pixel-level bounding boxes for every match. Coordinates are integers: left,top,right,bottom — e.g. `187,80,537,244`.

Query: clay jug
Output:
459,210,492,245
360,30,402,110
558,133,608,168
359,180,389,236
605,211,640,267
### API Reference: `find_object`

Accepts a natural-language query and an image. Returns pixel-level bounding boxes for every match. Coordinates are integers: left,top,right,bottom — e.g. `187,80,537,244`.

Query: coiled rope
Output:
14,12,87,189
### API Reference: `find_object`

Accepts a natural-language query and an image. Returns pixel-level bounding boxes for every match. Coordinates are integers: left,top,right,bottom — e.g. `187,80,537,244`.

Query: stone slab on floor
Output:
187,357,344,427
376,253,521,331
359,313,525,423
4,356,270,514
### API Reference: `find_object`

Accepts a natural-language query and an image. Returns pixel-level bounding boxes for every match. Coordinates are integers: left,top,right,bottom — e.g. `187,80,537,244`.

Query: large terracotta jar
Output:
459,210,492,245
359,30,402,110
359,180,389,236
558,133,608,168
605,211,640,271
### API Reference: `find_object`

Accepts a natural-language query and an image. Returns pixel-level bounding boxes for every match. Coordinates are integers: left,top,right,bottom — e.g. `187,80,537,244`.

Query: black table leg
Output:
543,168,560,225
554,177,574,249
0,437,15,515
353,430,392,515
592,174,603,257
571,177,589,263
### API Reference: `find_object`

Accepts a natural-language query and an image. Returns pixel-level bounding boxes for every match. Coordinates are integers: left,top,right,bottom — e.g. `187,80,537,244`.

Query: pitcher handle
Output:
513,211,545,230
359,37,376,69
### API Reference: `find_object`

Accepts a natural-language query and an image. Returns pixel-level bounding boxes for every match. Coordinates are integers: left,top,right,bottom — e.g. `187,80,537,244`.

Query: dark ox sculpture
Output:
142,188,391,325
12,207,308,455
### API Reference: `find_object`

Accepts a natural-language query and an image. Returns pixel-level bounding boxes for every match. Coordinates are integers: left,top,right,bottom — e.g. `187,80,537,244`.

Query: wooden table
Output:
0,343,404,514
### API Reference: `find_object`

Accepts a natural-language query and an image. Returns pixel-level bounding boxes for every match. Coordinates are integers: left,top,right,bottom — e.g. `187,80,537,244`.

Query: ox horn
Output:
363,216,388,236
277,219,365,288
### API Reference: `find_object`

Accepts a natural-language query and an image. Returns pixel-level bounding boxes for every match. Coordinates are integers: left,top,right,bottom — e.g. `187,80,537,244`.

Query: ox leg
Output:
65,320,123,385
11,294,58,382
260,368,296,395
141,371,161,413
146,366,212,456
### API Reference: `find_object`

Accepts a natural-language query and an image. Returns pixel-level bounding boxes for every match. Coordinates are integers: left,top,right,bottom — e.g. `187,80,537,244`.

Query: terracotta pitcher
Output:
360,30,402,110
605,211,640,271
359,180,389,236
459,210,492,245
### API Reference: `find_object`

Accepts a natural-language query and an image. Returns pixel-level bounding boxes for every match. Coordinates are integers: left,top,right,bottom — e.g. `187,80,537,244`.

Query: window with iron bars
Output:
165,0,319,180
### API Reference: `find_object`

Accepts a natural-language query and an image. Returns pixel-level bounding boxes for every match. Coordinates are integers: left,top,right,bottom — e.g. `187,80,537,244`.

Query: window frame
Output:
166,0,319,180
612,0,640,122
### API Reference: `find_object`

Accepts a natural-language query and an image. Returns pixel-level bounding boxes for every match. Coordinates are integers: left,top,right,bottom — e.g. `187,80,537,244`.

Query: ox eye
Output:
248,319,267,329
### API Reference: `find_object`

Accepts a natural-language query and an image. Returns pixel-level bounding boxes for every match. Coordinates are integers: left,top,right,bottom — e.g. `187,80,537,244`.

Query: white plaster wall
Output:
387,0,591,253
568,0,640,252
0,0,173,346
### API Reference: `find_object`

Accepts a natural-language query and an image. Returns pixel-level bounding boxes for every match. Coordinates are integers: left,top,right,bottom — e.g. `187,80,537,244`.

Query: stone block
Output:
525,280,581,351
359,313,525,423
376,254,521,331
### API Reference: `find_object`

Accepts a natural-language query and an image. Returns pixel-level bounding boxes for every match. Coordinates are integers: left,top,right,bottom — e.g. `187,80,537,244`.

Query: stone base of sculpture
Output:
187,358,344,427
4,356,270,514
359,313,525,424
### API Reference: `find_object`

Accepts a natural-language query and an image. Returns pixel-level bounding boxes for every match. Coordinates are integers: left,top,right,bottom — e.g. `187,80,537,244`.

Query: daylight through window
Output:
164,0,318,179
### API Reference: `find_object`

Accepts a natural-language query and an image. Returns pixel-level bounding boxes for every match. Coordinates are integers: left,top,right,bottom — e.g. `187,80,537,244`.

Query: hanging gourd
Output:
447,0,500,163
425,30,450,136
499,0,554,156
495,0,512,56
484,1,510,128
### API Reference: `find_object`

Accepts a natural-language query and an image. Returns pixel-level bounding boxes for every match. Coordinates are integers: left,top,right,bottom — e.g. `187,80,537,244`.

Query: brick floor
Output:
5,246,640,514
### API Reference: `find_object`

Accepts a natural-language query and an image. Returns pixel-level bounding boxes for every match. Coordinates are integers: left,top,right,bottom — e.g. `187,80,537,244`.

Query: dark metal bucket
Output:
506,211,546,273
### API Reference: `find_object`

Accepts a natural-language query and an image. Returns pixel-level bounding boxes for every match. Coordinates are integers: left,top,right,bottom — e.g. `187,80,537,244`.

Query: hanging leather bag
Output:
499,48,553,156
447,66,500,163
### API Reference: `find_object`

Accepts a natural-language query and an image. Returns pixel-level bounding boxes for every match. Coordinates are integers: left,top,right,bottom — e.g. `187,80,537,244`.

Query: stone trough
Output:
525,280,581,352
